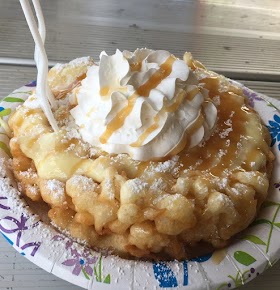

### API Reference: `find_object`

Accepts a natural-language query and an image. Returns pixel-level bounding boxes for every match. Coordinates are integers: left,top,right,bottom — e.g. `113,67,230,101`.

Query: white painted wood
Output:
0,0,280,80
1,0,279,35
0,65,36,98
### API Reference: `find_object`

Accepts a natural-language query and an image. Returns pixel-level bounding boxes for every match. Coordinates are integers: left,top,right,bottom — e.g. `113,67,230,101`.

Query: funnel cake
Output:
8,51,274,260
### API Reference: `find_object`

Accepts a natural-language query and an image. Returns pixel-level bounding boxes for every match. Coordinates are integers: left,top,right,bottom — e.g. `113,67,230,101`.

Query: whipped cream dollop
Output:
70,49,217,161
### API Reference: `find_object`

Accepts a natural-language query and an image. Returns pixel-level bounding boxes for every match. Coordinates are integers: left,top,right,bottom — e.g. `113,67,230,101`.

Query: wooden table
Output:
0,0,279,289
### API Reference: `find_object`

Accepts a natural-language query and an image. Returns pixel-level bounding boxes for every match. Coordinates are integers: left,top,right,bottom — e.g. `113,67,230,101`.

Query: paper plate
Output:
0,80,279,290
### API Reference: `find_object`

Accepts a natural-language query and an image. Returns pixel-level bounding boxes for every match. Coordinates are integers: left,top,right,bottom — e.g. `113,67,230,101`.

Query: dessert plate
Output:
0,80,279,290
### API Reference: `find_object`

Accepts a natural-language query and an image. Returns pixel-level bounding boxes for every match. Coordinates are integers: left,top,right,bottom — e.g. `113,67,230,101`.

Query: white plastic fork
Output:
19,0,58,131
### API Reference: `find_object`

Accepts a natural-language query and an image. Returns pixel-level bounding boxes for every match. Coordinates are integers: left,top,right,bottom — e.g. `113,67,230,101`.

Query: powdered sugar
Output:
70,175,98,192
46,179,65,198
89,147,102,158
0,176,36,220
52,57,92,73
219,125,233,139
130,178,148,194
150,155,182,176
0,158,7,178
219,111,235,139
26,184,39,195
218,149,227,158
64,126,81,140
24,93,40,109
150,178,168,192
19,168,38,179
215,193,228,204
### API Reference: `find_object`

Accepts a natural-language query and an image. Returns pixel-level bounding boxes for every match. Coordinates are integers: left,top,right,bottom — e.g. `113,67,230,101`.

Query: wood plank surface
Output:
0,0,280,81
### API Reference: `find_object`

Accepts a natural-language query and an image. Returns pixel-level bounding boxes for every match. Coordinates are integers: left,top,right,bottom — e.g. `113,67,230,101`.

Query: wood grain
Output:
0,0,280,80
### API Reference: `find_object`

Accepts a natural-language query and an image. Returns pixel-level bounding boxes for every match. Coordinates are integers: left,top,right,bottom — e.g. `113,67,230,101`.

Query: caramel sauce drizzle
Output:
131,115,160,147
130,61,142,72
99,56,176,144
166,87,199,113
180,76,251,177
136,56,175,97
54,73,86,100
100,86,110,96
131,87,200,147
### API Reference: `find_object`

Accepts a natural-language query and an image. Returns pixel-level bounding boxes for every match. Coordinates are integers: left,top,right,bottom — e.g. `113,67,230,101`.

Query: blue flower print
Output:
267,114,280,150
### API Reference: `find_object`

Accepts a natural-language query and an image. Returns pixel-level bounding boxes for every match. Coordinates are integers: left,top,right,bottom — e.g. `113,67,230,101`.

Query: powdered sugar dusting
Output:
70,175,98,191
19,168,38,179
52,57,92,73
0,176,35,220
46,179,65,198
130,178,149,194
0,158,8,178
26,184,39,195
219,111,235,139
64,125,82,140
151,155,182,176
150,178,168,192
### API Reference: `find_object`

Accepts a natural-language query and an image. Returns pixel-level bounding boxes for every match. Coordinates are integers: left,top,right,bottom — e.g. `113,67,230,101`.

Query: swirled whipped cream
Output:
70,49,217,161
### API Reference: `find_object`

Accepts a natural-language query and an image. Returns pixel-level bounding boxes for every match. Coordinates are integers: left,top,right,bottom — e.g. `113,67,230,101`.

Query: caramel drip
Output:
130,61,142,72
99,93,137,144
100,86,110,96
99,56,175,144
186,112,205,137
168,112,205,157
54,73,86,100
201,77,220,95
166,88,199,113
212,249,227,265
130,87,200,147
179,77,250,176
131,115,160,147
136,56,175,97
210,93,248,175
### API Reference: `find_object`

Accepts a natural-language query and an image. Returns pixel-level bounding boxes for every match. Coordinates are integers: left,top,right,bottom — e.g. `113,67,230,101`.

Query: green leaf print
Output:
81,268,90,280
242,235,266,245
0,108,11,117
234,251,256,266
103,274,111,284
93,256,111,284
3,97,25,103
273,222,280,228
10,90,32,95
